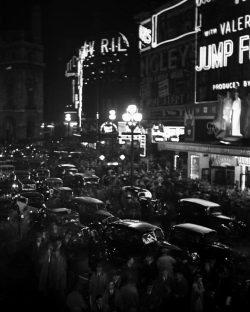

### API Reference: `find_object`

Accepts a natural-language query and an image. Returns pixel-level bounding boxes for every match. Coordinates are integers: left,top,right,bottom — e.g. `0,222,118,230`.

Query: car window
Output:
116,227,127,241
208,206,222,214
126,229,141,246
171,229,185,241
172,228,200,244
203,232,219,244
154,228,164,241
186,231,201,244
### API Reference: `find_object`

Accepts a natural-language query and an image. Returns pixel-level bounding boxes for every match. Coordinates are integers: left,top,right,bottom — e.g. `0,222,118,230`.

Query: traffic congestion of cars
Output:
0,143,250,311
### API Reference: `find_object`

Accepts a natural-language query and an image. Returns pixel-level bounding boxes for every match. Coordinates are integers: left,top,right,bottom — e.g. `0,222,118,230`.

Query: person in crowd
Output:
201,259,218,312
66,280,88,312
102,280,120,312
172,268,190,311
89,262,109,310
39,237,68,309
117,276,139,312
111,269,122,290
120,256,140,286
88,229,105,271
139,280,160,312
127,196,142,220
139,197,155,222
190,273,205,312
151,268,174,311
30,231,48,281
91,294,110,312
156,248,176,279
139,253,158,288
215,265,233,312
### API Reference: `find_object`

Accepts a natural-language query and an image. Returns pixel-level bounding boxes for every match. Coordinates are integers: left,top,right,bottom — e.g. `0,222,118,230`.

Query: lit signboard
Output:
138,0,197,52
152,0,197,47
195,0,250,103
80,33,129,60
139,19,152,52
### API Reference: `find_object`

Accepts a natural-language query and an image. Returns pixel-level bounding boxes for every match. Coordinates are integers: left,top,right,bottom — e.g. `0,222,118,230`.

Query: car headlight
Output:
238,221,247,228
190,252,200,262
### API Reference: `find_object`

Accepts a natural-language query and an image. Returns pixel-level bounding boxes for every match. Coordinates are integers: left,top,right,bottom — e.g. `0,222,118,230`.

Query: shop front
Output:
158,141,250,187
238,157,250,190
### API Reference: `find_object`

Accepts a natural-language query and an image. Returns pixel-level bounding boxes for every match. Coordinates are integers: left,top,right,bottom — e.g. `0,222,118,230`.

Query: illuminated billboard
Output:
138,0,197,52
195,0,250,103
152,0,196,47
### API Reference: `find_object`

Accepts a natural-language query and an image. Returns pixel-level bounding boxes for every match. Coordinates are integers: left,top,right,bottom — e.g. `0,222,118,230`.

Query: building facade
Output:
0,6,44,143
138,0,250,189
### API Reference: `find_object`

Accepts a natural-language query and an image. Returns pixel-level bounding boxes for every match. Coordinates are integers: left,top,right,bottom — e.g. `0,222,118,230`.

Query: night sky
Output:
0,0,168,122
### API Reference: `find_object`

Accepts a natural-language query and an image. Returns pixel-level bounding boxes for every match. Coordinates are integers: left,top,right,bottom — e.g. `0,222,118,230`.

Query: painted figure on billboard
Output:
222,92,233,136
207,91,244,140
207,93,232,139
231,92,242,137
243,93,250,138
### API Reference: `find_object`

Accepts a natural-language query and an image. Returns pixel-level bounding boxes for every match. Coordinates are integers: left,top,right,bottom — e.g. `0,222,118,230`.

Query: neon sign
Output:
138,0,197,52
139,20,152,52
80,33,129,60
196,0,215,7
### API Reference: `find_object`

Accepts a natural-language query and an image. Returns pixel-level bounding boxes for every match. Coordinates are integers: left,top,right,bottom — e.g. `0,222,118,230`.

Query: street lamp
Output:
122,104,142,186
99,154,105,161
109,109,117,160
65,113,71,140
119,154,126,173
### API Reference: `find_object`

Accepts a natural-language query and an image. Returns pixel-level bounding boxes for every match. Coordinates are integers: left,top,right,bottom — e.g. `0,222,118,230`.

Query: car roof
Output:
73,196,104,204
57,164,76,168
54,186,73,191
20,191,43,197
172,223,217,234
46,207,72,213
122,186,147,192
46,177,63,181
110,219,162,233
179,198,220,207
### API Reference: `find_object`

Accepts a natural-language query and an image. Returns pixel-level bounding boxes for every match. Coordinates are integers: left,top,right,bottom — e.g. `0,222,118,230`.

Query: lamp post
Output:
119,154,125,173
122,104,142,186
65,113,71,140
109,109,116,160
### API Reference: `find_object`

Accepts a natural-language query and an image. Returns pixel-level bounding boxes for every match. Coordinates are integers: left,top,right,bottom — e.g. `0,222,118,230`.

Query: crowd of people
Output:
1,144,250,312
26,223,250,312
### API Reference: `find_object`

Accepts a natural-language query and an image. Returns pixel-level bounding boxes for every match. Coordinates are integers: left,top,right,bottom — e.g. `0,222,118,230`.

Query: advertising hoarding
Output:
195,0,250,103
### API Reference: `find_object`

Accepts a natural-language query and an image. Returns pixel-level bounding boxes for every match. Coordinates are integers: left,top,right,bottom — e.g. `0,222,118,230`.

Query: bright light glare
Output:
134,112,142,122
65,113,71,122
127,104,137,115
122,113,131,122
120,154,125,160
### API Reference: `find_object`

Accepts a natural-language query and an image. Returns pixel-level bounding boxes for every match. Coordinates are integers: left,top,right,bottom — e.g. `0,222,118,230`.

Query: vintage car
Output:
0,180,12,196
54,164,78,178
19,191,46,209
45,177,63,189
101,219,194,267
168,223,236,266
13,170,31,181
70,196,115,226
32,168,51,181
64,173,100,189
46,186,74,208
40,207,80,227
176,198,247,238
121,186,152,199
44,177,63,189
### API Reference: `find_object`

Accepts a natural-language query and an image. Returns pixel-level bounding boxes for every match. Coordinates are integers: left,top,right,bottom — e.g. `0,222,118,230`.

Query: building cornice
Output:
158,141,250,157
